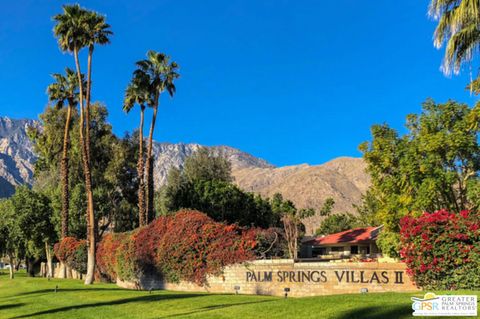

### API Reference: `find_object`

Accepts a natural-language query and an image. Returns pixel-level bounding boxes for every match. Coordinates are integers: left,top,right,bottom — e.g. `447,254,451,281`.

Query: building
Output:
301,225,383,260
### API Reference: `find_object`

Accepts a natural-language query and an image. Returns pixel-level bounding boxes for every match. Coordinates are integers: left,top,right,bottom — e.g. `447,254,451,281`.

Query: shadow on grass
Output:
335,305,412,319
13,287,130,297
9,293,206,319
0,304,25,311
161,300,275,318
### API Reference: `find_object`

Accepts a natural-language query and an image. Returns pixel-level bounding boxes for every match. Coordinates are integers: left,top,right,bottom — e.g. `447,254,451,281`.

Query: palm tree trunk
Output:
45,241,53,278
8,253,14,279
145,104,158,223
73,46,95,285
83,45,96,285
61,104,72,239
85,45,93,164
138,106,146,227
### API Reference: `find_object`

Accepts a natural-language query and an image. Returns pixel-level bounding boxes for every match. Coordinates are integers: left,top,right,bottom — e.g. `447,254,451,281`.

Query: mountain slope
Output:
152,142,273,186
232,157,370,234
0,117,37,196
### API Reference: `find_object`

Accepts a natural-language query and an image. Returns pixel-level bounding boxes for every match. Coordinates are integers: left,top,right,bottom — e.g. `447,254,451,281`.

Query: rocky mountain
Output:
0,116,370,234
232,157,370,234
0,117,38,197
152,143,273,186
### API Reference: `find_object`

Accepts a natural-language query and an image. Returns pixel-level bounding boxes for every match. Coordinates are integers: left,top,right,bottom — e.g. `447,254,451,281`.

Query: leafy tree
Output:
360,99,480,256
272,193,298,259
183,147,233,183
9,187,56,277
123,72,150,226
271,193,316,260
315,213,358,236
353,190,381,227
30,104,139,237
318,197,335,216
53,3,113,284
162,179,278,228
133,51,179,222
160,149,281,227
0,199,22,279
103,132,140,233
46,67,85,239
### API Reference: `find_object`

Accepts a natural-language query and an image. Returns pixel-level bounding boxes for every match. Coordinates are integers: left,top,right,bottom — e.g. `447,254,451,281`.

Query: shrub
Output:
95,210,256,285
155,210,256,284
96,233,125,281
400,210,480,290
115,233,138,281
134,216,169,268
54,237,87,274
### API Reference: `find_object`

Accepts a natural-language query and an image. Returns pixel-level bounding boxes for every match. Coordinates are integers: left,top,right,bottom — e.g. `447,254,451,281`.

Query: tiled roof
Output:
305,226,382,246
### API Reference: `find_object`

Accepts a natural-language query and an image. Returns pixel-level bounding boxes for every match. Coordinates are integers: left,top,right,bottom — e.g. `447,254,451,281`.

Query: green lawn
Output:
0,271,478,319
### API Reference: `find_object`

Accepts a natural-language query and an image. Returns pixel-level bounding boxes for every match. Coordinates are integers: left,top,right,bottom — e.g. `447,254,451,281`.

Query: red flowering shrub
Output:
155,210,255,284
115,232,138,281
95,210,256,285
400,210,480,289
54,237,87,274
96,233,126,281
134,215,169,267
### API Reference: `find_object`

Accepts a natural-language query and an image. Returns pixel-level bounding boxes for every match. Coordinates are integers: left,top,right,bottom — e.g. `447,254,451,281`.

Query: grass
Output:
1,271,479,319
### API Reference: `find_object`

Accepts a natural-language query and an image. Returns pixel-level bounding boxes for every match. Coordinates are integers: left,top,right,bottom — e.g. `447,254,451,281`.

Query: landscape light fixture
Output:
360,288,368,294
234,285,240,295
54,285,58,293
284,287,290,298
149,288,153,294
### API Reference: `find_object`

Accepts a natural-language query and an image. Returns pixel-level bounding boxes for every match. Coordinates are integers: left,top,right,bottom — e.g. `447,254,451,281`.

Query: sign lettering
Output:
245,270,405,285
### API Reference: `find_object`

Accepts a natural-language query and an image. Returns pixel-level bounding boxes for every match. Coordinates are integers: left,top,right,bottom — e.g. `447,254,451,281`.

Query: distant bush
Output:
96,210,256,285
54,237,87,274
400,210,480,290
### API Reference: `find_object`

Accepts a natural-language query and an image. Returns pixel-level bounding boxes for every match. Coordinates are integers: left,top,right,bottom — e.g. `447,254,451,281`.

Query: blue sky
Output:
0,0,476,166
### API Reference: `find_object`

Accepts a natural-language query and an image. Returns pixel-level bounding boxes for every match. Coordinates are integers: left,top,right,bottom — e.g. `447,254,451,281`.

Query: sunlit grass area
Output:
1,271,479,319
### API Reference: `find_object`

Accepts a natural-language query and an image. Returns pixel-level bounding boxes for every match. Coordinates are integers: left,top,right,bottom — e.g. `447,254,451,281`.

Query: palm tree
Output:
53,4,112,285
429,0,480,82
134,51,179,222
123,72,150,227
46,67,85,239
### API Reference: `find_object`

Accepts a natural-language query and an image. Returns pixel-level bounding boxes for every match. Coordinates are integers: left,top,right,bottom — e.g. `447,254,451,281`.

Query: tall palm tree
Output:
83,11,112,164
134,51,179,222
429,0,480,79
123,72,150,227
46,67,85,239
79,9,112,285
53,4,112,285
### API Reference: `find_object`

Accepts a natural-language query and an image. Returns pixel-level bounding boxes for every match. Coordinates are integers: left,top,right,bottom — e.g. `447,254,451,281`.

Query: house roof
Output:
305,226,382,246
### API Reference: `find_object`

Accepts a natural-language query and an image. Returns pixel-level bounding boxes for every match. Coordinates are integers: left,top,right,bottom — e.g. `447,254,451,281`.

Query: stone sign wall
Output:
117,260,419,297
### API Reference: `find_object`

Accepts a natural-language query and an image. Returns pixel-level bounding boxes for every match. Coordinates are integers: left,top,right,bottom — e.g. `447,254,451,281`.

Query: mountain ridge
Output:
0,116,370,234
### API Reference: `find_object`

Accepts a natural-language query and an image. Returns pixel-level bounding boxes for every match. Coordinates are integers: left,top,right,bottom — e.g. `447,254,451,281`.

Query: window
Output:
330,246,343,252
359,245,371,255
350,245,359,254
312,247,327,256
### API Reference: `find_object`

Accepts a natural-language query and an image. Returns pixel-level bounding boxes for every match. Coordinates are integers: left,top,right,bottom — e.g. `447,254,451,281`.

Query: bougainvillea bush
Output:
400,210,480,290
54,237,88,274
96,210,257,285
